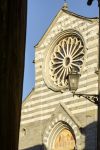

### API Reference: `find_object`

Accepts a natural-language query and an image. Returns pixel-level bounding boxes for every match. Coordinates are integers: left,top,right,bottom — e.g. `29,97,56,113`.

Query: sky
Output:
22,0,99,100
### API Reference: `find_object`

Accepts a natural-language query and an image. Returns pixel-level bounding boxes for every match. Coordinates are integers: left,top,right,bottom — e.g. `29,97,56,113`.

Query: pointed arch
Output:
43,113,83,150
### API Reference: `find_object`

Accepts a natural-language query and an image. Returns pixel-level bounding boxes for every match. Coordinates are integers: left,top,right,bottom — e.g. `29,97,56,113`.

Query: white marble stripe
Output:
27,84,98,106
57,16,84,26
35,49,43,54
22,101,59,115
70,22,98,34
35,34,98,58
86,33,98,39
85,63,97,68
21,106,97,125
35,63,98,77
22,88,97,113
36,80,44,86
22,95,92,113
35,63,42,68
23,92,69,109
35,42,98,62
35,66,96,77
57,15,75,22
35,71,98,85
52,21,98,38
35,74,42,80
87,39,98,47
21,115,51,125
35,55,98,68
35,78,98,93
36,23,98,50
62,21,87,30
67,100,92,108
84,26,98,34
25,82,97,107
35,80,97,94
35,39,98,55
78,84,97,92
22,108,55,119
32,86,47,92
72,105,97,114
82,34,98,41
35,47,98,62
87,55,98,62
87,48,98,55
80,27,98,36
30,90,58,101
51,23,98,41
35,42,98,57
22,100,91,119
36,76,97,86
35,72,98,85
35,68,97,84
34,81,98,99
35,54,98,68
62,95,97,104
35,80,44,86
22,94,97,118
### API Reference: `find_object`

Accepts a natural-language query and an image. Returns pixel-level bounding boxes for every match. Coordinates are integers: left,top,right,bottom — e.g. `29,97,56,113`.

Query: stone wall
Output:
19,7,98,150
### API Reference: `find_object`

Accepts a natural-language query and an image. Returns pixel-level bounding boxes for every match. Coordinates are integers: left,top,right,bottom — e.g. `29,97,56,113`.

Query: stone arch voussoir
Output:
43,113,82,150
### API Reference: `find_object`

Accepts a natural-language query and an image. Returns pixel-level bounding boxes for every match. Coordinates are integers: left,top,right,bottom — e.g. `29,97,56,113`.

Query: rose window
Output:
49,36,84,88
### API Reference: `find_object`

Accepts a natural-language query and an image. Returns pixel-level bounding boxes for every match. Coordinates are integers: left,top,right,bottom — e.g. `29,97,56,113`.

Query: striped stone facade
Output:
19,5,99,150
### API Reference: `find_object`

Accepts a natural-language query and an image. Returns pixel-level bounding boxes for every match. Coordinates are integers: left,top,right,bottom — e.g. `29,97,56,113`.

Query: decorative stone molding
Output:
42,103,83,150
43,114,82,150
43,29,85,92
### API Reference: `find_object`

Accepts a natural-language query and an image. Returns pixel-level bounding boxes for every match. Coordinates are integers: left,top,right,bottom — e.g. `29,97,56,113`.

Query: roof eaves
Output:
62,9,99,22
35,7,99,49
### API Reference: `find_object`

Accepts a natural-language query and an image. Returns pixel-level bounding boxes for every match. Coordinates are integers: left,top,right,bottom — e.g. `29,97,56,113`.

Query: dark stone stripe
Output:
86,35,98,42
22,85,97,114
86,59,97,65
21,102,94,121
35,74,97,90
87,50,98,57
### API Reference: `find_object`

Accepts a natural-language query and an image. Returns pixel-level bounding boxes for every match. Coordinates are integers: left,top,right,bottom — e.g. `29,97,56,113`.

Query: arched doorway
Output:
44,121,77,150
43,112,82,150
54,128,76,150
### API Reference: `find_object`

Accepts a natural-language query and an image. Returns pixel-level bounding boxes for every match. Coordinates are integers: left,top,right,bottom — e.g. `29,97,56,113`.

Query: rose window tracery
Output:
49,36,84,88
43,31,85,91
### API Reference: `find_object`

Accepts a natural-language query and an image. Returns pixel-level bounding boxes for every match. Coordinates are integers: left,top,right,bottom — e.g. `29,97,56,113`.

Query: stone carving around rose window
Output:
43,30,85,92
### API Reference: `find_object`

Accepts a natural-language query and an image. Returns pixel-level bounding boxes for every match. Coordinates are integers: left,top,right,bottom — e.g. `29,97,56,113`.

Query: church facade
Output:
19,3,99,150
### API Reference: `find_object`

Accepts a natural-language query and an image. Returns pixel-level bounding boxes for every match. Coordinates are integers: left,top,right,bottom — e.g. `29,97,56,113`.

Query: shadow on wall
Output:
21,122,97,150
21,144,44,150
81,121,97,150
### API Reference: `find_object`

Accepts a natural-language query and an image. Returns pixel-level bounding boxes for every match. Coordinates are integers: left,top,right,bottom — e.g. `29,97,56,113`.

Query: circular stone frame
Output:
43,29,85,92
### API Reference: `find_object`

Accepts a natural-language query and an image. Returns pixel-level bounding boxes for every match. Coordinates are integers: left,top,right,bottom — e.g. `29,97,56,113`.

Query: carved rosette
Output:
43,30,85,91
49,36,84,88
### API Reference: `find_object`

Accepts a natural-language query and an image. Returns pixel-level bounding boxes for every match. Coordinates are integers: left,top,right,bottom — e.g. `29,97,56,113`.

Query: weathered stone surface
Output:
19,4,98,150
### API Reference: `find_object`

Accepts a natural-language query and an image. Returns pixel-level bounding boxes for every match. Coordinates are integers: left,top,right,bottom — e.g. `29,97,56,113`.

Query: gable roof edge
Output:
60,102,83,128
34,9,64,49
35,8,98,49
63,9,99,22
